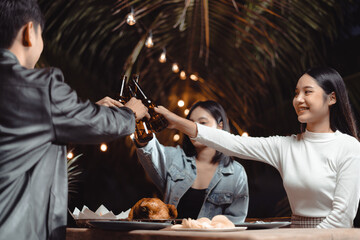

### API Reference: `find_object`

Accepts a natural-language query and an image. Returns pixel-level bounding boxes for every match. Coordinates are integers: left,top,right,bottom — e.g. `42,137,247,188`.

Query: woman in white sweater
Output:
155,67,360,228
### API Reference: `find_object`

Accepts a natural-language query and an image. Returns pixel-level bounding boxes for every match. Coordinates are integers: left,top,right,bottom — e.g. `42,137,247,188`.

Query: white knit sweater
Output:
193,123,360,228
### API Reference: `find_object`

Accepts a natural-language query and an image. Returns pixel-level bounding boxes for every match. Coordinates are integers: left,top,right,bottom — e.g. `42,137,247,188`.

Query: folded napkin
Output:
70,205,130,220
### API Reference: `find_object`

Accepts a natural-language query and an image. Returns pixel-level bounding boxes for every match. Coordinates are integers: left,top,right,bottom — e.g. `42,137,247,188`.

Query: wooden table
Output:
66,227,360,240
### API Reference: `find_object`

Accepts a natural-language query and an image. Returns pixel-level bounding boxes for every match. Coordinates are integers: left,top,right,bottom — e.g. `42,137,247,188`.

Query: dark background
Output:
35,0,360,226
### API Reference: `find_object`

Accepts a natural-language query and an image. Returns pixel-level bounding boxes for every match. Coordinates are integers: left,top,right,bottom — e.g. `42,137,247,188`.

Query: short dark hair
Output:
182,100,233,165
300,67,358,140
0,0,44,48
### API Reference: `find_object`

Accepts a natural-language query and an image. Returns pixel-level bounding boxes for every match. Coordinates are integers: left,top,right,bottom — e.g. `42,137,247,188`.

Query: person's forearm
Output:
174,117,197,138
154,106,198,137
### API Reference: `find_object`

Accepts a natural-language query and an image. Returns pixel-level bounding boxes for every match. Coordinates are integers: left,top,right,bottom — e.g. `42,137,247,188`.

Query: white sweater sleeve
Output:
318,155,360,228
194,123,284,170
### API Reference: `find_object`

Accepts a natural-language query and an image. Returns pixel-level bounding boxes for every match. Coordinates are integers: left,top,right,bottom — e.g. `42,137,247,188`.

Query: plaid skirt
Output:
290,215,326,228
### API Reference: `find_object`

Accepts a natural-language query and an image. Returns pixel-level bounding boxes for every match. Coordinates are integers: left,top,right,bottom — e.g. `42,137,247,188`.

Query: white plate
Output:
88,220,171,231
172,227,247,232
235,222,291,229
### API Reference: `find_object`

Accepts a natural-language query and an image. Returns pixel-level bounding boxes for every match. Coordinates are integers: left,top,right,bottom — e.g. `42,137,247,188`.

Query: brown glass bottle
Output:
131,77,168,132
118,75,129,104
127,85,153,143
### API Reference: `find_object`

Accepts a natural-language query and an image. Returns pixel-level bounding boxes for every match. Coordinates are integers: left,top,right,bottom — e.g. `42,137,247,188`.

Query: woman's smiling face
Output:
293,74,335,131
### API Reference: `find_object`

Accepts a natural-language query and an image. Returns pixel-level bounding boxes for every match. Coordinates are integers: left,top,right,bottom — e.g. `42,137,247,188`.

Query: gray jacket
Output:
0,49,135,240
136,136,249,224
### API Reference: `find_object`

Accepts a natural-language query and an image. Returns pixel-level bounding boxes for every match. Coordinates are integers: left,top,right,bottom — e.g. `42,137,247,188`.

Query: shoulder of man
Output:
32,67,65,83
10,65,65,88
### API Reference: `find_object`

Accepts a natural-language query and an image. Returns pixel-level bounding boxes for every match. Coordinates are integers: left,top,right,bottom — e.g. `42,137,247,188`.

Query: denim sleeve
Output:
135,136,181,193
223,164,249,224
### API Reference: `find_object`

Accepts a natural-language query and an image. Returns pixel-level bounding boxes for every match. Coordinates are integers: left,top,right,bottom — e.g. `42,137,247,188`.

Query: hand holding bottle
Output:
155,106,197,138
125,97,150,121
153,106,179,129
96,96,124,107
131,78,168,132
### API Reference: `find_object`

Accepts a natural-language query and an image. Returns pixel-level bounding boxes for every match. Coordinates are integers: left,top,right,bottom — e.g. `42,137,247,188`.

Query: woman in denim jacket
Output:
135,101,248,224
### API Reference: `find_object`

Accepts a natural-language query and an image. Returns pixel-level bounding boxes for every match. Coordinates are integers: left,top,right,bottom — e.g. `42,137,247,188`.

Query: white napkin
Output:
70,205,130,220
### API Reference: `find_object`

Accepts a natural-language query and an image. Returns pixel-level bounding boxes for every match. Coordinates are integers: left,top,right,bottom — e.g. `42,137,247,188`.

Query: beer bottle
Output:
128,85,153,143
131,76,168,132
118,75,129,104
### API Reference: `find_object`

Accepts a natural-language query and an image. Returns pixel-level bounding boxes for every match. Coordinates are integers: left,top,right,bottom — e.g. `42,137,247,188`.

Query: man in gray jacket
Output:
0,1,148,239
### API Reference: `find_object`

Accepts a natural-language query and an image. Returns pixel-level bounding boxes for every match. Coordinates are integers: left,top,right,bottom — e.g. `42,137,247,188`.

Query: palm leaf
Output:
67,153,83,199
38,0,358,136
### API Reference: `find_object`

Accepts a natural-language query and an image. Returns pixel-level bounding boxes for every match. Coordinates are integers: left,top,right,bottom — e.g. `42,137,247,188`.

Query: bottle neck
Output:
132,78,148,100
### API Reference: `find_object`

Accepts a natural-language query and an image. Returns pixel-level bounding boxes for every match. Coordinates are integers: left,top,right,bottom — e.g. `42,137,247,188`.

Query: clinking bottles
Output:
131,75,168,132
118,75,153,143
118,75,129,104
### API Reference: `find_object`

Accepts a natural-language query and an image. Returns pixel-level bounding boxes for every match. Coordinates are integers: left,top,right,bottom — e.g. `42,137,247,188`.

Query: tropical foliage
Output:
38,0,359,138
67,153,83,201
38,0,359,218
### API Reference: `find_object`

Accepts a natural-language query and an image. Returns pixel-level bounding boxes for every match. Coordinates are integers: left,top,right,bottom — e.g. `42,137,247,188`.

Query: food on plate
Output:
128,198,178,220
211,215,235,228
171,215,235,229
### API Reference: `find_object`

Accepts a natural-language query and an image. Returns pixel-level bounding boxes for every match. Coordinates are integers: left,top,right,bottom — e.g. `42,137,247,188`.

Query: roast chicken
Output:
128,198,178,220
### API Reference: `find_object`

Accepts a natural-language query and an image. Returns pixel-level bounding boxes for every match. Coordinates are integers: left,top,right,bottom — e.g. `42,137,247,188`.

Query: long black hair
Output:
300,67,358,140
182,100,233,165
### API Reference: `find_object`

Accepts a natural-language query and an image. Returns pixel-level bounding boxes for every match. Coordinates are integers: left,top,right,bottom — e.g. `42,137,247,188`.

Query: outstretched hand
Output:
155,105,197,138
154,105,180,129
96,96,123,107
125,97,150,121
96,96,150,121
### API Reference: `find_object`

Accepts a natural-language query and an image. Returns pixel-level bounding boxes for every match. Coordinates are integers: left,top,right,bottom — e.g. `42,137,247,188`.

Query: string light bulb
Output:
190,74,198,81
126,7,136,26
184,109,189,115
177,100,185,107
180,70,186,80
172,63,179,73
100,143,108,152
241,132,249,137
67,152,74,159
145,31,154,48
159,48,166,63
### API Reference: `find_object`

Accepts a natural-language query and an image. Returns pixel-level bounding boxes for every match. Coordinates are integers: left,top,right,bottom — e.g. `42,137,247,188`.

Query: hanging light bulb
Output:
159,48,166,63
184,109,190,115
180,70,186,80
241,132,249,137
190,74,198,81
172,63,179,73
67,152,74,160
177,100,185,107
126,7,136,26
100,143,108,152
145,31,154,48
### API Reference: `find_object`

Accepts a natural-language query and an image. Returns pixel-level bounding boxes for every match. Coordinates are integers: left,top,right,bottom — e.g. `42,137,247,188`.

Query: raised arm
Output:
155,106,197,137
155,106,284,169
136,136,181,193
49,68,142,144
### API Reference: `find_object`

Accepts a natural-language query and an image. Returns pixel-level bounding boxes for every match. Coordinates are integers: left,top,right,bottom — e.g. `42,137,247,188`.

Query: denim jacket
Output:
136,136,249,224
